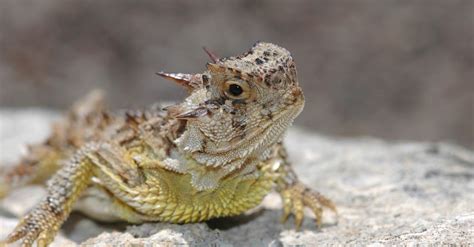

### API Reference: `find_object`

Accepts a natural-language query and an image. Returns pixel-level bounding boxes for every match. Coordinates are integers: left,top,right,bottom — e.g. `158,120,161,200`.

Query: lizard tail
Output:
0,145,62,199
0,90,106,199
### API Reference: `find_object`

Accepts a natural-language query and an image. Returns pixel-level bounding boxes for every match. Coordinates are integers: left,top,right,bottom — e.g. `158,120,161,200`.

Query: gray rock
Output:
0,109,473,246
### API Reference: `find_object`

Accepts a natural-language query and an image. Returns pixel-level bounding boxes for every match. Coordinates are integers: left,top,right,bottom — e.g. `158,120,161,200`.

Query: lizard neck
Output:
164,125,282,191
175,111,293,168
158,119,283,192
164,99,299,192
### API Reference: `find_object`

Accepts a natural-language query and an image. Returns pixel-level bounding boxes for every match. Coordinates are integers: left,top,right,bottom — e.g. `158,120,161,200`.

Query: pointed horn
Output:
202,47,220,63
175,107,209,119
156,71,194,90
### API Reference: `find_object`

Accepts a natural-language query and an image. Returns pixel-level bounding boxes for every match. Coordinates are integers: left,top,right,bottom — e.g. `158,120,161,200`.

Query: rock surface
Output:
0,109,473,246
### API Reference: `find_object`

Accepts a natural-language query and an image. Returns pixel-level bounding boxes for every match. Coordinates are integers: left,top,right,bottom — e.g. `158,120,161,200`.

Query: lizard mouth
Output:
253,100,304,144
234,88,305,148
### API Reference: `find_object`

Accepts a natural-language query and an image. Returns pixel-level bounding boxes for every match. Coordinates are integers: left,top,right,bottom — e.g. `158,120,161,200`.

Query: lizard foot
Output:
3,199,64,247
280,182,337,230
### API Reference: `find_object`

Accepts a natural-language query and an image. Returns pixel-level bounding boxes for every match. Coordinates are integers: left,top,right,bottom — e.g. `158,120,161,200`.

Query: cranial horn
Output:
202,47,220,63
174,107,209,119
156,71,200,92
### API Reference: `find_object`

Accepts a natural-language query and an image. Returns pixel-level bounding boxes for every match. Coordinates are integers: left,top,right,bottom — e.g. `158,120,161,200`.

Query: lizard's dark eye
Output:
223,80,252,100
228,84,243,96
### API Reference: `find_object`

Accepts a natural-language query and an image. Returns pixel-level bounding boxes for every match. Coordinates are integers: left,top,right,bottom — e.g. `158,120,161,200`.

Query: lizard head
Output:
162,42,304,166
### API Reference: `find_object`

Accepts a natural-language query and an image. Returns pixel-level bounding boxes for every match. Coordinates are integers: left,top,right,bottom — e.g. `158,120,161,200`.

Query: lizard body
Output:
0,42,336,247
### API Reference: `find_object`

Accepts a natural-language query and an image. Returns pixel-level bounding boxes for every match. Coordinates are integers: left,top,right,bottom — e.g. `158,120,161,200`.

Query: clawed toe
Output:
3,200,63,247
279,182,337,230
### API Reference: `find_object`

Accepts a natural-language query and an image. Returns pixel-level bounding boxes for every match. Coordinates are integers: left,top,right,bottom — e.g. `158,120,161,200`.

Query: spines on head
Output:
156,72,204,93
156,47,221,93
165,42,305,158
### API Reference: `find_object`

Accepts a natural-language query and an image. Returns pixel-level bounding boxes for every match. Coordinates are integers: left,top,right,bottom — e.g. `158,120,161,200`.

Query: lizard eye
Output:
228,84,243,96
223,80,251,100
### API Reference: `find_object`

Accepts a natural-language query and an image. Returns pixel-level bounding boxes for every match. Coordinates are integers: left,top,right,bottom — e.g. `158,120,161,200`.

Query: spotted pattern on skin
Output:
219,42,299,88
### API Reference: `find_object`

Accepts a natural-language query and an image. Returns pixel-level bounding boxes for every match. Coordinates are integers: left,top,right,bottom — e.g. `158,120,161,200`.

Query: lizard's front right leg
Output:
1,144,98,247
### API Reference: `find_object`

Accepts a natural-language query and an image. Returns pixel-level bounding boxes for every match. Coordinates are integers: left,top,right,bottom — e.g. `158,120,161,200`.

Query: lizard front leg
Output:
274,147,337,230
1,144,97,247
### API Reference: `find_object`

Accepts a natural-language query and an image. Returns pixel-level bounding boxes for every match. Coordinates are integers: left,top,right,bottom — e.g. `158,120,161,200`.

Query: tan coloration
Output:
156,72,203,93
0,42,336,247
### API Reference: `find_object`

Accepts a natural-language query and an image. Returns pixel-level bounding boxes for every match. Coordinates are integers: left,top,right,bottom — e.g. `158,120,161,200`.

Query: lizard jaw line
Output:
206,100,304,155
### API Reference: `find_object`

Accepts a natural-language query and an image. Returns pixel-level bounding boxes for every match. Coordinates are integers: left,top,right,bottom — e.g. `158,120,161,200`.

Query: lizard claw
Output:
279,182,337,230
4,199,63,247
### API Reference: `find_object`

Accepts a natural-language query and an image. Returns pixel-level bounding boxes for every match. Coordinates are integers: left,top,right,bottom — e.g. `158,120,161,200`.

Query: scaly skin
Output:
0,42,336,247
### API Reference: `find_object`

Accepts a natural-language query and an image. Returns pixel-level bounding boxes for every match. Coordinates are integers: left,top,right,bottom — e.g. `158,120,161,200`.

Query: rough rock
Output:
0,109,473,246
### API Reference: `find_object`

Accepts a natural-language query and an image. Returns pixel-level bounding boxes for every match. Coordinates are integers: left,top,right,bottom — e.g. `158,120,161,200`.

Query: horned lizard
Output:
0,42,336,247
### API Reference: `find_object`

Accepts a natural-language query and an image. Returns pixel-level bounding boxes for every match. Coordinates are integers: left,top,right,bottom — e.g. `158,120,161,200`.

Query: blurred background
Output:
0,0,472,148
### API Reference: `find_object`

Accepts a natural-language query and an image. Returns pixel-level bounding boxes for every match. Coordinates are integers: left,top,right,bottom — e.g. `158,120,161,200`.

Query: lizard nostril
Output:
291,87,303,98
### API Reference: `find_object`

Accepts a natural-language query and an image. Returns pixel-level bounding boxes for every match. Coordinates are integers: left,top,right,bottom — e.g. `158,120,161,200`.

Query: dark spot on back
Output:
255,58,264,65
